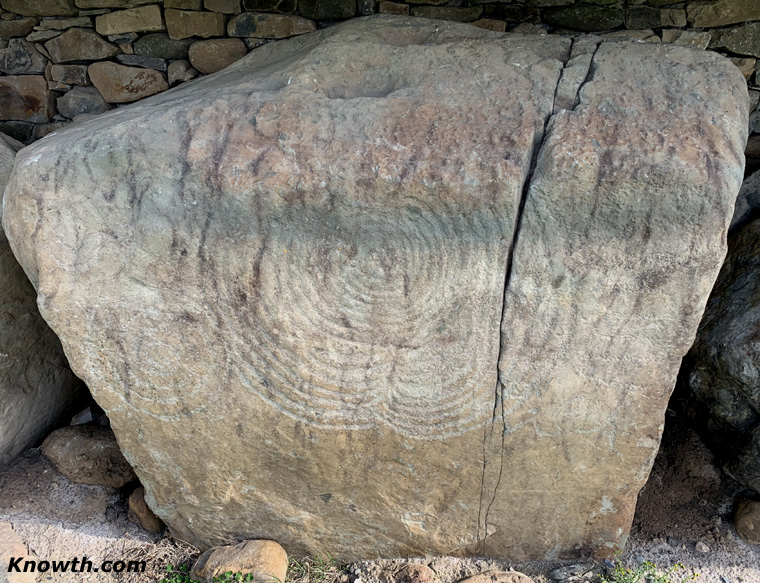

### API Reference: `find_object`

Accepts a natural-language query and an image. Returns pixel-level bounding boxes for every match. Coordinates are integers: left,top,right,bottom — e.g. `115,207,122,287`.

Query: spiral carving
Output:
204,205,507,439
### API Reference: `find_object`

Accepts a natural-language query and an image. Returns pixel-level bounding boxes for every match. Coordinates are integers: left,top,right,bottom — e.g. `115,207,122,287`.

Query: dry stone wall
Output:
0,0,759,145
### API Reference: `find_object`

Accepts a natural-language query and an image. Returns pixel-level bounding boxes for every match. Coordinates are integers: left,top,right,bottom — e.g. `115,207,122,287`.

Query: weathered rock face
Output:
88,61,168,102
0,133,84,468
40,425,137,487
0,76,52,123
2,17,748,561
679,216,760,493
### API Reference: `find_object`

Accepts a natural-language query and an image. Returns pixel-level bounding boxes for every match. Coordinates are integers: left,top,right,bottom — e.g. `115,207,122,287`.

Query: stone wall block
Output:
56,85,112,117
205,0,242,13
411,6,482,21
227,12,315,37
51,64,90,85
88,60,168,101
188,37,246,73
44,27,119,62
543,5,624,31
687,0,760,28
298,0,355,19
710,23,760,60
0,18,38,37
0,39,47,75
134,32,194,58
0,75,51,124
95,5,165,35
165,9,227,39
0,0,77,17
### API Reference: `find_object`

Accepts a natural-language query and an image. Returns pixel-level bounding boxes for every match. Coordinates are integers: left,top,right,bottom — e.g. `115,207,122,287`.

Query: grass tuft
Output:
283,555,347,583
599,559,699,583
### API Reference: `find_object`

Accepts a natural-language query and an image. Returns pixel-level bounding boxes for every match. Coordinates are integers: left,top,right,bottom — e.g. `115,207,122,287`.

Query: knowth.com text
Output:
7,556,147,574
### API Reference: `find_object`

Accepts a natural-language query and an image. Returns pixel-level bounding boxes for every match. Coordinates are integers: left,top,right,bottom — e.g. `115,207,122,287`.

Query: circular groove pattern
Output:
205,205,507,439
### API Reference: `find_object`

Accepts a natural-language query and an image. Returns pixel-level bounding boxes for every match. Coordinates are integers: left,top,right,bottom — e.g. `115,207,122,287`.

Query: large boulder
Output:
679,216,760,492
1,16,748,561
0,133,84,468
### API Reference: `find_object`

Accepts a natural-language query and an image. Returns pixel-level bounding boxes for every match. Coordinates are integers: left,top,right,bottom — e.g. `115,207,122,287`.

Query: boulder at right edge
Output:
680,215,760,493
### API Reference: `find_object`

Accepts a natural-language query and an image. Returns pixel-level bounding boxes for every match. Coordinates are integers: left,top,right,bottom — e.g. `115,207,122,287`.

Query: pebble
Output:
547,564,594,581
696,541,710,553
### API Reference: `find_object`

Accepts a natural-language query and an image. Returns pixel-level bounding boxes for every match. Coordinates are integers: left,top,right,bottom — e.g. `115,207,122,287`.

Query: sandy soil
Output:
1,411,759,583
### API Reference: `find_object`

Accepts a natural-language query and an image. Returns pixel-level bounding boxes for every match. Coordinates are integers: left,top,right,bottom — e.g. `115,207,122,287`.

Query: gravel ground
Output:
1,411,758,583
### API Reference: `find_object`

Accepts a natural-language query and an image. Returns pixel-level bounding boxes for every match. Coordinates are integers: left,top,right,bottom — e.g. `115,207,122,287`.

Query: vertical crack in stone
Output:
478,39,596,552
570,42,600,112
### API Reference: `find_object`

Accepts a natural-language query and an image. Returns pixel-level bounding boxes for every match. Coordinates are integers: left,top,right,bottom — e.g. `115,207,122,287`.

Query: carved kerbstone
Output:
3,17,748,560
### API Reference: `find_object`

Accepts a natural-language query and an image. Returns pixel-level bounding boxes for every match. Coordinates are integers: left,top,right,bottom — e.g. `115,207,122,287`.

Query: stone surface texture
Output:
56,85,112,118
543,5,624,31
88,60,168,101
40,425,137,487
227,12,316,38
299,0,355,19
50,63,89,85
44,27,118,62
167,57,197,84
0,75,52,122
205,0,242,13
165,8,226,39
0,0,77,17
95,5,165,35
1,17,749,561
188,38,247,73
190,540,288,583
0,133,82,468
679,216,760,494
734,496,760,545
410,7,482,22
0,17,37,37
116,53,168,70
133,32,192,58
687,0,760,28
0,39,46,75
710,23,760,59
661,29,711,49
128,486,165,532
0,0,759,149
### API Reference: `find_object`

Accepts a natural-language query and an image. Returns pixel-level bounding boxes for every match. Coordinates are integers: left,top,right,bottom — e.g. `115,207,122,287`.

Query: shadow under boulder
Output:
0,132,86,469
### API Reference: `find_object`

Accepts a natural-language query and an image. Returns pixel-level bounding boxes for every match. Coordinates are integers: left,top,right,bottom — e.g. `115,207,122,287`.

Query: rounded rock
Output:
128,486,165,533
40,425,137,488
167,58,198,86
190,540,288,583
188,38,247,74
735,496,760,544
